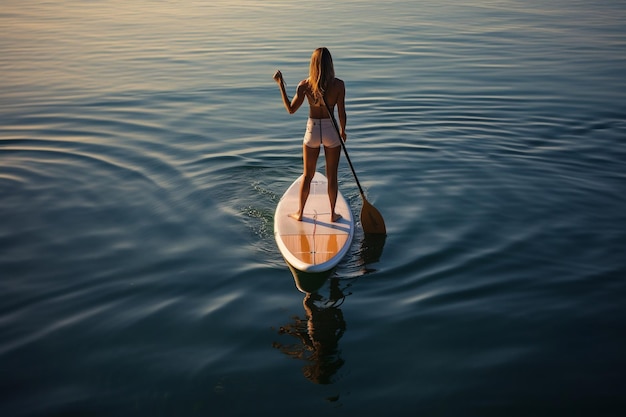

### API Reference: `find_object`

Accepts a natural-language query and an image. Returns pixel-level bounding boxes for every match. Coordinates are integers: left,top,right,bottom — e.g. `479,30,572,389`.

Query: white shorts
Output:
303,118,341,149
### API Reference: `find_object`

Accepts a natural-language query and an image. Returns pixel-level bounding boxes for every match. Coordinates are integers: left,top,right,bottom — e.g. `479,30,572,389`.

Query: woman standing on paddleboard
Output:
273,47,347,223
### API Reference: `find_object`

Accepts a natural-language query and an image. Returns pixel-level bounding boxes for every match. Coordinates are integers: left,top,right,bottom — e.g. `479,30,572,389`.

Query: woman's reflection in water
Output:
274,233,386,384
273,277,346,385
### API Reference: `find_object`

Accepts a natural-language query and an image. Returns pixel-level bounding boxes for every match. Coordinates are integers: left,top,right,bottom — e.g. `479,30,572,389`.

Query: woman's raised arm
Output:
274,70,305,114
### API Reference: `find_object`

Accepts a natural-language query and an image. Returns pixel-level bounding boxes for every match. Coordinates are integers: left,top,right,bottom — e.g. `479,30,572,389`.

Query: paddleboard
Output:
274,172,354,273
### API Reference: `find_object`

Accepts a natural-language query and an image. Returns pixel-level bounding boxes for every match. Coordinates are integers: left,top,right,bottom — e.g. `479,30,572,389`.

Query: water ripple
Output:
2,0,626,415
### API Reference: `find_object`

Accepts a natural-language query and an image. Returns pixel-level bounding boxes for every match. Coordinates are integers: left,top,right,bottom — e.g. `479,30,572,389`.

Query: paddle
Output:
323,99,386,235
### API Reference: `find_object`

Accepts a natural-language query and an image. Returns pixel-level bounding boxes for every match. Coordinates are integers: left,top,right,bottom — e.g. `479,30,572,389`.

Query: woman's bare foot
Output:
331,212,342,222
289,213,303,221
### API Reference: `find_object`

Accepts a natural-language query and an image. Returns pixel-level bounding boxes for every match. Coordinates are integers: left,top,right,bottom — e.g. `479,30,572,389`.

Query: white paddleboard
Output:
274,172,354,273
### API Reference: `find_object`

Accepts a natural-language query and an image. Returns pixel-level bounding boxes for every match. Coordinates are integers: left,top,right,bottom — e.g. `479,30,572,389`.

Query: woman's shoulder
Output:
297,79,311,92
331,77,345,89
330,78,345,95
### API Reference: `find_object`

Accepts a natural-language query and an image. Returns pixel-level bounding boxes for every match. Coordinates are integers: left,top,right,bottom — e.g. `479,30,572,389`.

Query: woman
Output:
273,47,347,223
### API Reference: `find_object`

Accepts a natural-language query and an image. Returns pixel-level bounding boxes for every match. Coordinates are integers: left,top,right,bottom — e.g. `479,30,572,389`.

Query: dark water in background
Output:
1,0,626,415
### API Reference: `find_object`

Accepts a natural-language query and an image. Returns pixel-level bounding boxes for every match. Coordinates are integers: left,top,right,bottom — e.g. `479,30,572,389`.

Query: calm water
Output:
2,0,626,415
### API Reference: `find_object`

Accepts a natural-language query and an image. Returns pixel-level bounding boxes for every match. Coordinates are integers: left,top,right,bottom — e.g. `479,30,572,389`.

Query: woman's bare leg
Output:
290,144,320,220
324,145,342,222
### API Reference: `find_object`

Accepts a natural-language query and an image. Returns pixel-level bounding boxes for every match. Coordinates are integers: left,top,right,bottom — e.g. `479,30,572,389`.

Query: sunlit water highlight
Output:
1,1,625,416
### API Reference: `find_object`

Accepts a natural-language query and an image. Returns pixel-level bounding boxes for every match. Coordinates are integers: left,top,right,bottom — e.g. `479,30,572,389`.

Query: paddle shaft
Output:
323,99,366,198
323,98,387,235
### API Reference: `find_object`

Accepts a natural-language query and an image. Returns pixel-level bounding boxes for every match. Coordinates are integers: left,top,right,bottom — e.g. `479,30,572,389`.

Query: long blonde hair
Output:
308,47,335,104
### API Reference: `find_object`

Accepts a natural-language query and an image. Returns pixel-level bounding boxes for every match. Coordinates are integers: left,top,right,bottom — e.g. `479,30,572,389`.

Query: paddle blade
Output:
360,198,386,235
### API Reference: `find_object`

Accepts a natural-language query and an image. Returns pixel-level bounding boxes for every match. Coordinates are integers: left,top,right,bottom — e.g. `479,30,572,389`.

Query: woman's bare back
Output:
302,78,345,119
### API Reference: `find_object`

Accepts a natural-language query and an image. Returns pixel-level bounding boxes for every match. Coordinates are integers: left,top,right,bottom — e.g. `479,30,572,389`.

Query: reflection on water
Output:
2,0,626,414
357,233,387,273
274,234,385,385
273,277,346,385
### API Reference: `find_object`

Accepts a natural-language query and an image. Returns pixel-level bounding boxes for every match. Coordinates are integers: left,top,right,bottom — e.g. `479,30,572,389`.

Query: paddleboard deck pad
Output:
274,172,354,272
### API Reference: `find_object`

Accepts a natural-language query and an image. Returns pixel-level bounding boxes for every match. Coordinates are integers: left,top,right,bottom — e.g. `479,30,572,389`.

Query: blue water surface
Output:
1,1,625,416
